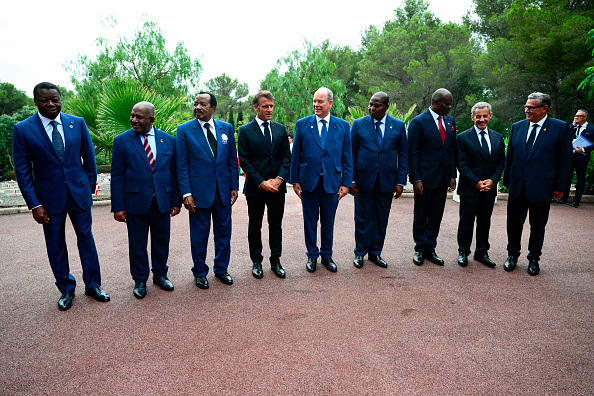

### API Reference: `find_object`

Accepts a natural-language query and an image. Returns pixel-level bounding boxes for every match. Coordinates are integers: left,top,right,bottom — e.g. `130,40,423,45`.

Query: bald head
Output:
430,88,453,116
130,101,156,134
369,92,390,121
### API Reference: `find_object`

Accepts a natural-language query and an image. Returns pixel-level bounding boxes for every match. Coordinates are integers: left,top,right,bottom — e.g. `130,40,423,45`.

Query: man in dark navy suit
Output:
503,92,572,276
12,82,110,311
350,92,408,269
289,87,353,273
238,91,291,279
408,88,457,266
176,93,239,289
111,102,180,299
558,109,594,208
456,102,506,268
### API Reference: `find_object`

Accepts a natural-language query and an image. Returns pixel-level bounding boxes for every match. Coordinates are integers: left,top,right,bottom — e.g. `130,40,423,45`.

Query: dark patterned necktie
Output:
50,120,65,162
204,123,217,159
526,124,538,154
143,133,155,170
375,121,383,145
480,131,489,157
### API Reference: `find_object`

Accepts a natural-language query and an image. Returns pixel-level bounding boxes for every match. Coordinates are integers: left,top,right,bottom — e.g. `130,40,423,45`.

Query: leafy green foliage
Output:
64,78,185,162
66,19,202,99
346,103,417,131
260,41,347,131
0,105,37,169
579,29,594,101
204,74,249,122
0,83,33,116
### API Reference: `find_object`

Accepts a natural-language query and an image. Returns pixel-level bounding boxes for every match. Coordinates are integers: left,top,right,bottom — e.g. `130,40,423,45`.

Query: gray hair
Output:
577,109,589,118
471,102,492,116
527,92,551,108
432,88,452,102
316,87,333,102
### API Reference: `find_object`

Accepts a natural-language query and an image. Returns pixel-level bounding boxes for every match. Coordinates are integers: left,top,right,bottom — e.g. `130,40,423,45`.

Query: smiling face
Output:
471,107,492,131
34,89,62,119
130,104,155,134
524,98,548,123
254,97,274,121
194,94,215,122
313,90,332,118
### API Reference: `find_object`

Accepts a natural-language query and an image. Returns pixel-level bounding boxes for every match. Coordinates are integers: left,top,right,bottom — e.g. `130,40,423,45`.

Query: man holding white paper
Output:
558,109,594,208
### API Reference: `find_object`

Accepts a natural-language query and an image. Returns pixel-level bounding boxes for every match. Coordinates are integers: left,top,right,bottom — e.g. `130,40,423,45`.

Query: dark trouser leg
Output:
246,195,265,263
457,195,478,256
369,181,393,257
561,162,575,202
212,188,232,275
126,211,151,282
301,181,321,259
526,200,551,261
573,161,588,203
423,186,447,253
354,189,373,257
148,198,170,278
189,206,211,277
506,187,529,258
474,193,496,256
319,186,339,259
43,208,74,294
266,192,285,262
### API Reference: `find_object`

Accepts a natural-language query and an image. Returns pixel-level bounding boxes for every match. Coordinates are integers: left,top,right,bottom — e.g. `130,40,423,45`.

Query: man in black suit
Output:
238,90,291,279
503,92,572,276
456,102,506,268
558,109,594,208
408,88,457,266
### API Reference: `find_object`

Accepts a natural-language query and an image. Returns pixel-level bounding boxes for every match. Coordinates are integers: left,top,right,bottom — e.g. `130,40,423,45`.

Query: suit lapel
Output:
325,116,339,151
153,129,165,169
30,113,61,162
214,119,224,163
366,115,381,148
194,119,216,162
251,119,270,153
469,129,487,159
528,118,549,160
308,116,324,150
60,113,73,163
424,111,443,147
130,129,152,170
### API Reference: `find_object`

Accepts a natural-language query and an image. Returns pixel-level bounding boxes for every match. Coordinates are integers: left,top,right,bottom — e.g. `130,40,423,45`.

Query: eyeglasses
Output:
523,105,543,111
574,115,586,118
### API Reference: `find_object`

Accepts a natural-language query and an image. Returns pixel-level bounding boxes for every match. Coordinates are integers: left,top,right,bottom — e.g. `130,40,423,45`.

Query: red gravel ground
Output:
0,186,593,395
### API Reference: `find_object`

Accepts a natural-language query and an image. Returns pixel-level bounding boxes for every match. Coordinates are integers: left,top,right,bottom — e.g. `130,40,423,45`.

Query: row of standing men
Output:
13,83,590,311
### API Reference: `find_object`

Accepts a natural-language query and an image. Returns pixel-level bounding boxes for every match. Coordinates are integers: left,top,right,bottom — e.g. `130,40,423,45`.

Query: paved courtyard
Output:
0,181,593,395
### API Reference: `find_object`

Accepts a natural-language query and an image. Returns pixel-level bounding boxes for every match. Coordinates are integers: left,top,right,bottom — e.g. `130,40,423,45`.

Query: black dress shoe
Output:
413,251,424,266
57,291,75,311
570,202,580,208
215,272,234,285
369,255,388,268
153,276,174,291
321,257,338,272
353,255,364,268
84,286,110,302
527,260,540,276
252,261,263,279
503,256,517,272
306,258,317,273
424,252,444,266
133,281,147,299
195,276,209,289
271,262,286,279
457,253,468,267
474,254,496,268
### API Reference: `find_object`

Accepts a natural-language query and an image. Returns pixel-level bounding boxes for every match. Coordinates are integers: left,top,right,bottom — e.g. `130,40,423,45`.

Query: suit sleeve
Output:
407,118,421,183
341,121,353,188
396,123,409,186
176,126,191,196
350,120,359,183
110,137,125,213
12,123,41,210
277,124,292,181
289,121,303,184
449,119,457,180
555,122,573,192
237,125,266,187
456,134,481,187
490,135,506,184
80,119,98,196
503,128,513,188
228,125,239,191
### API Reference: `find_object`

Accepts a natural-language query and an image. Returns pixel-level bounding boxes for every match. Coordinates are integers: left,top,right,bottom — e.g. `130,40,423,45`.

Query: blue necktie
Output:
262,121,272,150
375,121,383,145
50,120,65,162
320,119,328,148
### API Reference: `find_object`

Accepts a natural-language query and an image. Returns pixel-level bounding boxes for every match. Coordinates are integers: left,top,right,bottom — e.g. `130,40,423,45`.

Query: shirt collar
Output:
256,117,270,127
198,118,215,130
141,126,155,136
372,114,387,124
316,114,331,125
428,107,442,120
530,115,547,128
474,125,489,135
38,112,62,128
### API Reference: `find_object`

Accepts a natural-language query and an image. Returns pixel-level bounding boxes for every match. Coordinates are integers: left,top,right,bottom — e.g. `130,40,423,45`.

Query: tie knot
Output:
50,120,57,127
376,121,382,126
263,121,269,127
204,122,211,130
321,119,326,125
143,133,149,138
480,131,485,136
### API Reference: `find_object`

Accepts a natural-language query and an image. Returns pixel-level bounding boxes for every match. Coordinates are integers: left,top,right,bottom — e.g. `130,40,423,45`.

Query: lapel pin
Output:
69,122,73,128
160,139,163,143
390,125,393,129
543,128,547,131
311,126,313,128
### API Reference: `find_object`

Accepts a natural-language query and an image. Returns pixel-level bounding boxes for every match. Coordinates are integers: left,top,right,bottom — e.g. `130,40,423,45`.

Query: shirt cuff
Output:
183,193,192,198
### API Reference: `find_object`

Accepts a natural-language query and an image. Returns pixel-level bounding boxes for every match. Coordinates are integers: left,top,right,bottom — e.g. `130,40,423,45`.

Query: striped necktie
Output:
143,133,155,170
